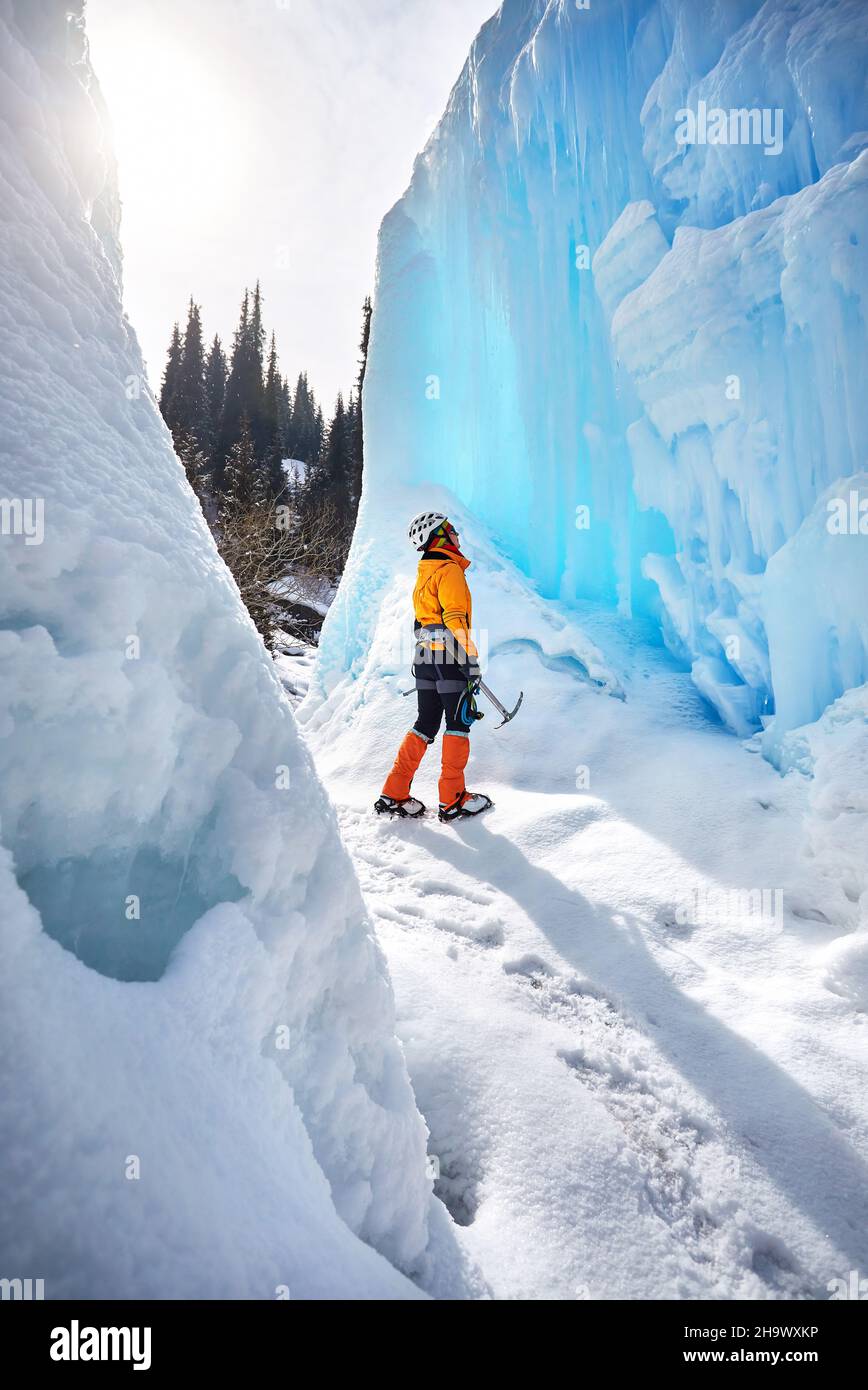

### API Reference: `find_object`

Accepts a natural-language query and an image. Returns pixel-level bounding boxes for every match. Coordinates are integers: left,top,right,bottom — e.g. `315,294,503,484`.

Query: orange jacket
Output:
413,554,478,659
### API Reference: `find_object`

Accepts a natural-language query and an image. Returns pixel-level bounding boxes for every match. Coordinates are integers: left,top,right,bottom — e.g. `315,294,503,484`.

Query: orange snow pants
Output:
381,688,472,808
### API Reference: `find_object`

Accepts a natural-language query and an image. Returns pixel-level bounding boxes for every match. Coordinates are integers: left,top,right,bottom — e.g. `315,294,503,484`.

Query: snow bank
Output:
762,473,868,750
775,681,868,1010
0,0,428,1296
777,684,868,927
360,0,868,743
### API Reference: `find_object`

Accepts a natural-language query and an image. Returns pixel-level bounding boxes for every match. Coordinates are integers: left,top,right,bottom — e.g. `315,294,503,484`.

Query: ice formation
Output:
0,0,429,1297
360,0,868,745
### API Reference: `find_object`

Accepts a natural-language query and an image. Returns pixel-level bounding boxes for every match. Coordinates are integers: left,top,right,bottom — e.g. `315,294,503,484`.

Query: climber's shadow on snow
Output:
411,818,868,1286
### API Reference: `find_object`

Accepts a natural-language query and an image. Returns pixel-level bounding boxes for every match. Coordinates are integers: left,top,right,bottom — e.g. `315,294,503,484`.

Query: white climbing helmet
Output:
408,510,448,551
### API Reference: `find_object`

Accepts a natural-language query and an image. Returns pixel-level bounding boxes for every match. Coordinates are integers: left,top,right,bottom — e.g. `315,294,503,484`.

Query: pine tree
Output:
175,427,210,506
345,392,359,505
262,334,279,438
300,394,353,565
263,333,286,498
204,334,228,454
349,296,371,516
159,322,183,427
221,413,258,516
250,281,266,370
215,289,249,488
216,288,266,490
288,371,313,460
173,298,207,445
248,280,268,459
278,375,293,455
321,395,351,520
285,460,303,499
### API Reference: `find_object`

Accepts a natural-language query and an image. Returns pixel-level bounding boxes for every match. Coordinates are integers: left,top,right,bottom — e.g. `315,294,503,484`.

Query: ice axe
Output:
477,678,523,729
401,676,523,729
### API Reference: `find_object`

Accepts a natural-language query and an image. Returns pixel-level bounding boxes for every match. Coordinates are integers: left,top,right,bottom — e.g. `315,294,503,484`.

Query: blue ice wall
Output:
361,0,868,744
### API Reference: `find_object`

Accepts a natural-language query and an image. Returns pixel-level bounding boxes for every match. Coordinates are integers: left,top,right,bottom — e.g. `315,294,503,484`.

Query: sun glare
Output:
91,23,248,235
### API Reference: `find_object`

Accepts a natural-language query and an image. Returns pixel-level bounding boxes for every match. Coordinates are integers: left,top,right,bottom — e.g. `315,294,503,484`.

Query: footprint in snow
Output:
393,899,425,918
502,953,555,980
654,905,695,938
378,900,503,947
353,850,414,877
412,876,494,906
502,956,806,1294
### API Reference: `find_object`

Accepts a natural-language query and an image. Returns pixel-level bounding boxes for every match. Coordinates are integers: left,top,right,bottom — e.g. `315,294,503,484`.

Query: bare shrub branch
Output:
217,495,350,650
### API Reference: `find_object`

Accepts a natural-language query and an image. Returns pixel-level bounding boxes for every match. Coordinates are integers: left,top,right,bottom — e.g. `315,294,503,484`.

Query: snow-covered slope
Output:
300,484,868,1299
361,0,868,742
0,0,431,1298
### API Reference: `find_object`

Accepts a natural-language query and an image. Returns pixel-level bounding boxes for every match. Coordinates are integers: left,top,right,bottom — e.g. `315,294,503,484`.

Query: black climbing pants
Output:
413,686,473,741
411,625,478,739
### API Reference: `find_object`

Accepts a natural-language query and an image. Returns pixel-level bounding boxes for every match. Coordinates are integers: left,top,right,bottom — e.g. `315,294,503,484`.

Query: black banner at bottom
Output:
3,1296,864,1374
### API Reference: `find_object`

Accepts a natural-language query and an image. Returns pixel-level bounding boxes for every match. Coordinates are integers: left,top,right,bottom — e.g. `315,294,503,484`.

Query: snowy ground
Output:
284,598,868,1301
274,640,319,704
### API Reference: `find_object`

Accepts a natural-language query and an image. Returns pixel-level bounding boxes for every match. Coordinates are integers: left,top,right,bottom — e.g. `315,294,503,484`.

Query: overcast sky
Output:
86,0,497,408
